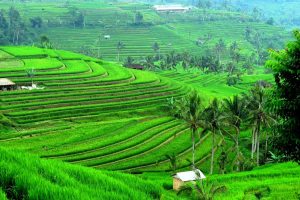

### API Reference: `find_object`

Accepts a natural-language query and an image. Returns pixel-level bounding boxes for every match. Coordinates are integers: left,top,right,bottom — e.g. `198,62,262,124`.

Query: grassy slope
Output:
158,69,273,100
140,162,300,200
0,46,299,199
0,147,161,200
211,162,300,199
1,46,215,174
0,1,290,60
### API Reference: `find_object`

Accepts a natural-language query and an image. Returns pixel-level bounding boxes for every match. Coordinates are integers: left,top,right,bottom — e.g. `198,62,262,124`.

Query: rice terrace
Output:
0,0,299,199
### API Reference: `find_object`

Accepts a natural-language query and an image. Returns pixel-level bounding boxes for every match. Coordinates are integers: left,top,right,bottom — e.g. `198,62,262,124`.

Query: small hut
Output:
173,169,206,191
0,78,16,91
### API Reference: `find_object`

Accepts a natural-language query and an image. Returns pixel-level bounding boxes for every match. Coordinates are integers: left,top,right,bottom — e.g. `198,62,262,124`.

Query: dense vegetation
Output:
267,30,300,161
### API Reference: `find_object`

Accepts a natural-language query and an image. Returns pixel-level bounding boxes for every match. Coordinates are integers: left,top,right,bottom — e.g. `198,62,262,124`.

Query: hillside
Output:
0,147,161,200
159,69,273,99
0,46,282,174
0,1,290,61
141,162,300,200
0,45,299,199
1,46,215,174
1,146,299,200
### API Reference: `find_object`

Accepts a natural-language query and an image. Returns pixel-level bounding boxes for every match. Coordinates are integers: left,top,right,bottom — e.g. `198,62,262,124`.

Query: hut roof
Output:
153,5,190,12
173,169,206,182
0,78,16,86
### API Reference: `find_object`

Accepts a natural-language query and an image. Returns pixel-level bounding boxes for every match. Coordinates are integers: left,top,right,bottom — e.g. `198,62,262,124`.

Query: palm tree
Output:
94,34,102,58
223,95,248,171
26,68,35,87
202,98,226,174
116,41,125,62
245,85,274,166
214,39,226,68
40,35,52,49
178,179,227,200
173,91,204,168
181,52,191,71
124,56,134,67
152,42,160,60
166,153,177,173
143,56,155,71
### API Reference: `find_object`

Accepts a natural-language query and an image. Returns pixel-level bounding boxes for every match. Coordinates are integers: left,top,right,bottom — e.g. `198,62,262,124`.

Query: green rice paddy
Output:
0,46,299,199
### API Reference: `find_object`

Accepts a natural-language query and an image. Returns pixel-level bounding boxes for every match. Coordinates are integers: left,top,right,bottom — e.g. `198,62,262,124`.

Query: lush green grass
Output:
211,162,300,199
0,44,297,199
0,147,161,200
0,46,198,173
0,46,275,176
159,69,273,100
140,162,300,200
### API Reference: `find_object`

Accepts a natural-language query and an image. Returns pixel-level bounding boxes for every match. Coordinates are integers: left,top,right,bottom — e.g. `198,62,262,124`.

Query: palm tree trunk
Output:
192,128,195,169
251,127,256,159
236,128,240,171
210,129,215,174
158,49,161,60
256,121,261,166
264,132,268,162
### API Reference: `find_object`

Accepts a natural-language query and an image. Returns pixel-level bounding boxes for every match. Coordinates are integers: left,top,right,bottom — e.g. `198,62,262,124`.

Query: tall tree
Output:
8,7,23,44
116,41,125,62
30,17,43,28
124,56,134,67
223,95,248,171
177,179,226,199
134,12,143,25
0,10,9,44
202,98,226,174
0,10,8,30
246,85,274,166
26,68,35,87
40,35,52,49
152,42,160,60
173,91,204,168
266,30,300,161
143,55,155,71
214,39,226,69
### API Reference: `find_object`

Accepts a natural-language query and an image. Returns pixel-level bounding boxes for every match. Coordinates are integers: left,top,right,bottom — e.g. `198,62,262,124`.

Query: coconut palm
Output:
245,85,274,166
94,34,102,58
116,41,125,62
124,56,134,67
166,153,177,173
173,91,204,168
152,42,160,60
214,39,226,67
178,179,227,200
223,95,249,171
143,56,155,71
202,98,226,174
26,68,35,87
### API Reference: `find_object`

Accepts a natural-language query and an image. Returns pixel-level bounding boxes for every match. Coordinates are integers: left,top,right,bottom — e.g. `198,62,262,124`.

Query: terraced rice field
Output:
0,46,226,173
0,1,290,61
140,162,300,200
159,70,273,99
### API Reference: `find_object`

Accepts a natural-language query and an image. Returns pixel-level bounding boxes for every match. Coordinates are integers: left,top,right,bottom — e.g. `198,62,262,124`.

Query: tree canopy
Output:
266,30,300,162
